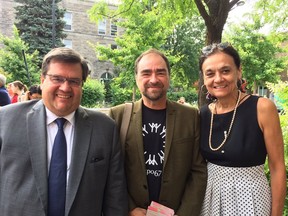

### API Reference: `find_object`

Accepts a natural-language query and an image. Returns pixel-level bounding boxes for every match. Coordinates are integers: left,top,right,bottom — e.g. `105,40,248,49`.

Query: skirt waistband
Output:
207,162,266,179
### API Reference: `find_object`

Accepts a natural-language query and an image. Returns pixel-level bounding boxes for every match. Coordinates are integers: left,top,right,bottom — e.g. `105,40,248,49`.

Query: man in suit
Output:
0,47,127,216
109,48,207,216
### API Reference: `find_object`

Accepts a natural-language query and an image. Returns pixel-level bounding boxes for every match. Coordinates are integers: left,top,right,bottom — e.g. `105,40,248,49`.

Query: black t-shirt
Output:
142,104,166,202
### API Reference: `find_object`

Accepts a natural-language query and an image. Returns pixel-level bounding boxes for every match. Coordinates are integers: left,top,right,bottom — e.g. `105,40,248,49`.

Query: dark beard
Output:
142,89,165,101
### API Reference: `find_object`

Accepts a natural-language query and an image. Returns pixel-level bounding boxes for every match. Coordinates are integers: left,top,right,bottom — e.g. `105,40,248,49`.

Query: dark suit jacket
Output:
0,100,127,216
109,99,207,216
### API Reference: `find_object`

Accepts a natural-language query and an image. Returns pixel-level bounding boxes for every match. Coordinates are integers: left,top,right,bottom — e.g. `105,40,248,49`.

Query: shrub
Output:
266,81,288,214
167,88,198,107
81,78,105,108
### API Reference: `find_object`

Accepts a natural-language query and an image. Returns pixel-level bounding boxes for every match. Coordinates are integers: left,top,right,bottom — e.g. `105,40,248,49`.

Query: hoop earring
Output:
237,78,247,93
206,92,217,101
200,84,208,94
201,85,216,101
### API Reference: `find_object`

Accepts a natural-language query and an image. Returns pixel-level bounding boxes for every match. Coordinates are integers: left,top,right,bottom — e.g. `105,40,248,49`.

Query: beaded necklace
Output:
209,90,241,151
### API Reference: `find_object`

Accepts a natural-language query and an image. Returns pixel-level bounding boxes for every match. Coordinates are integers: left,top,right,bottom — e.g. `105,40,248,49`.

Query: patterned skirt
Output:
200,162,271,216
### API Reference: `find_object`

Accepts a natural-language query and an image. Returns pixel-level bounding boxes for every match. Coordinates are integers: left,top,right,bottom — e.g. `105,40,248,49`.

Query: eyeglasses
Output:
46,74,82,87
201,42,231,55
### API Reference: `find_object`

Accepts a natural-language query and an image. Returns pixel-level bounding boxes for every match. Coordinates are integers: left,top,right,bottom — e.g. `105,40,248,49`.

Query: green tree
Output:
88,0,288,105
88,0,249,106
266,81,288,214
0,26,40,86
14,0,66,60
81,78,105,108
88,0,184,101
109,74,140,106
224,22,287,93
165,15,206,89
253,0,288,32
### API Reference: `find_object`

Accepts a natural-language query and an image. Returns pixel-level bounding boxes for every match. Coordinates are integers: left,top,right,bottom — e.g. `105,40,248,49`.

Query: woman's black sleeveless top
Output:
200,95,267,167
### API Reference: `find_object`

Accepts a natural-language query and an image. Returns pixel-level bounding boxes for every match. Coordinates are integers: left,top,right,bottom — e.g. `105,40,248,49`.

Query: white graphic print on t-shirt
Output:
143,123,166,177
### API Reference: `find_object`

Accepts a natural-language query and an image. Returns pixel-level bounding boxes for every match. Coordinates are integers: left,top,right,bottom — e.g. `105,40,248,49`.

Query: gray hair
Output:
0,74,7,87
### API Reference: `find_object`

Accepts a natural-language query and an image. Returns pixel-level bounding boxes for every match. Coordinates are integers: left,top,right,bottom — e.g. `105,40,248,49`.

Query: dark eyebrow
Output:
156,68,167,72
140,68,167,73
140,69,152,73
221,66,232,70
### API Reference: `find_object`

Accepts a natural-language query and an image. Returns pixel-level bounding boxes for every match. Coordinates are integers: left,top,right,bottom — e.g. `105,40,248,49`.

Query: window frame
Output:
63,12,72,31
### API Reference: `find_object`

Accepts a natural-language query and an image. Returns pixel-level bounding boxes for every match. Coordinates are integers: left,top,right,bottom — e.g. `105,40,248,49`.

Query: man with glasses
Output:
0,47,127,216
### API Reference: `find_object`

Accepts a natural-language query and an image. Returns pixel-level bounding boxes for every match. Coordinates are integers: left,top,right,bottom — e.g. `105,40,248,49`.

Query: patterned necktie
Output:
48,118,67,216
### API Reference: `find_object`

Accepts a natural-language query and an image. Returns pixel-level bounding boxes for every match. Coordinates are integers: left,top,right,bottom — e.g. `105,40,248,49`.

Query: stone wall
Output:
0,0,17,39
0,0,121,79
60,0,121,79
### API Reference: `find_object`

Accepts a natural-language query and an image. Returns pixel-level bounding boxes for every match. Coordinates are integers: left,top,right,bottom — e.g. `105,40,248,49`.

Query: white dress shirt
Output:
46,108,75,185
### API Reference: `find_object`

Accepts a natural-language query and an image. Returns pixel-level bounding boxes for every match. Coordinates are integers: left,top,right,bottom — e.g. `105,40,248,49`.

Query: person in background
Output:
0,47,127,216
6,82,17,103
109,48,207,216
22,84,42,101
0,74,11,106
199,42,286,216
11,80,27,102
177,96,191,106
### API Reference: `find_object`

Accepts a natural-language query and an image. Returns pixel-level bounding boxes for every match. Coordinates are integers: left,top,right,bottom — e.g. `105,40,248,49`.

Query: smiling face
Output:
40,60,83,116
202,51,241,99
135,52,170,106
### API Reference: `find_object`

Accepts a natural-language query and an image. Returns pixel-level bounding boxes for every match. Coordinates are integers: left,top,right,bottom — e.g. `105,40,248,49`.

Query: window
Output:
257,86,268,97
100,72,113,83
110,22,117,36
98,19,106,35
111,44,117,50
63,12,72,31
63,39,72,48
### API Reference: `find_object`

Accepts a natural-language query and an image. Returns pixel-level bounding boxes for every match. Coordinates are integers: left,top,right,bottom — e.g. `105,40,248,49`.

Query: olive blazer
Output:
109,99,207,216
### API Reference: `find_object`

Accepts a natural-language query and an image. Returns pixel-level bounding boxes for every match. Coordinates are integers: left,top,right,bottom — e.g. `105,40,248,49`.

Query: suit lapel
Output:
164,101,175,169
132,100,147,175
65,107,91,215
27,101,49,212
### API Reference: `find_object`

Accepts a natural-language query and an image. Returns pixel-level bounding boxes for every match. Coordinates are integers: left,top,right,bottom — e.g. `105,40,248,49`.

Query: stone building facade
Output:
0,0,122,80
0,0,17,38
60,0,123,80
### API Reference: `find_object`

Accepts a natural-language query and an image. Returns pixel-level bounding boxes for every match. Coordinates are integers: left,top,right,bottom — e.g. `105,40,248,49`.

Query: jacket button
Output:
143,185,147,190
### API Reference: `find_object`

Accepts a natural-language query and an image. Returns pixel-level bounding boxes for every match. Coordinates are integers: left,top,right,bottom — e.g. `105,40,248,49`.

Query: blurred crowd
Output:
0,73,42,107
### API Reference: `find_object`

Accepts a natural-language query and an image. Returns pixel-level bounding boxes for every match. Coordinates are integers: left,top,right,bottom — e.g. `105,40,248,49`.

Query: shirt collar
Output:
46,108,75,126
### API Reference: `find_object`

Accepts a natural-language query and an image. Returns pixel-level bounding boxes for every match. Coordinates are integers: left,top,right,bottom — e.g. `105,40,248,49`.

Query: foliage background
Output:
0,27,40,85
266,81,288,214
81,78,105,108
14,0,66,61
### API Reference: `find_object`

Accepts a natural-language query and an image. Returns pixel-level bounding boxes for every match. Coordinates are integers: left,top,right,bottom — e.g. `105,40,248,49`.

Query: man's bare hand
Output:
129,207,147,216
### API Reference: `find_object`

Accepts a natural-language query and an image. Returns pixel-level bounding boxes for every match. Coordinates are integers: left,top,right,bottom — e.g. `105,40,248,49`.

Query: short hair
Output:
0,74,7,87
134,48,171,75
41,47,89,82
29,84,42,96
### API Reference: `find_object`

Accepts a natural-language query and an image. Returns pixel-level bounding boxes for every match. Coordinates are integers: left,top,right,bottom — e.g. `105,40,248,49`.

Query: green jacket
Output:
109,99,207,216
